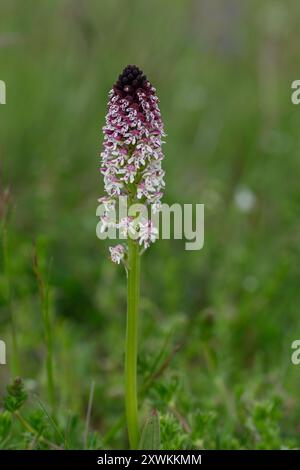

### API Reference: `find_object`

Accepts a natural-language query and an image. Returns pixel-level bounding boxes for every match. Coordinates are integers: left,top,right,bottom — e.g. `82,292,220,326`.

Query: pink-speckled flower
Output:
118,216,136,237
138,218,159,249
99,65,166,260
109,244,125,264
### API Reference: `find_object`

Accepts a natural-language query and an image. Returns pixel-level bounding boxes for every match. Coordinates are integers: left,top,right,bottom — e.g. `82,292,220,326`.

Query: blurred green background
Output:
0,0,300,449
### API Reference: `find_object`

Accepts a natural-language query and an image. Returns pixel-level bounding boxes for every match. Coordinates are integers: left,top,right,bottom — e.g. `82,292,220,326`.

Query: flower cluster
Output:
99,65,165,263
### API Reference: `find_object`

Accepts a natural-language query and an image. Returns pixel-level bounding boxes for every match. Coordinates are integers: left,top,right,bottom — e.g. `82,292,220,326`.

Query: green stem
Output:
33,251,56,414
43,282,55,414
2,224,20,376
125,237,140,449
14,411,62,450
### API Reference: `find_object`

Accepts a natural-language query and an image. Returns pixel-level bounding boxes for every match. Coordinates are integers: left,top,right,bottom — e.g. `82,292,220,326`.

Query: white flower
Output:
138,219,158,248
99,215,112,233
128,151,147,169
119,164,136,184
97,196,116,213
109,245,125,264
104,176,124,196
118,217,136,237
137,182,146,199
151,201,162,214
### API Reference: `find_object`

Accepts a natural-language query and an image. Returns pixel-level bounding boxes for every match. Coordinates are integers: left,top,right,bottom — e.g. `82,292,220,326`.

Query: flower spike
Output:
99,65,165,261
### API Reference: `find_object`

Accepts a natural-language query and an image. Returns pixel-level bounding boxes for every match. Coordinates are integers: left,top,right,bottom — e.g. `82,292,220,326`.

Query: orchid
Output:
99,65,165,448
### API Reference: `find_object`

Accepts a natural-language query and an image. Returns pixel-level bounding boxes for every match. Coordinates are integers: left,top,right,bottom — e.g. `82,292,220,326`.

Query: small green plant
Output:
3,377,27,413
3,378,64,450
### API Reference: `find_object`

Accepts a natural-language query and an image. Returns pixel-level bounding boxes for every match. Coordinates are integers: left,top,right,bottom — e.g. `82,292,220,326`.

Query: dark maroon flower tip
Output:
113,65,149,98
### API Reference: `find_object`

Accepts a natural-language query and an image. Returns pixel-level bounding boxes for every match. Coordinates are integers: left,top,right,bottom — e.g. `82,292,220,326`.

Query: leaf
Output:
138,410,160,450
